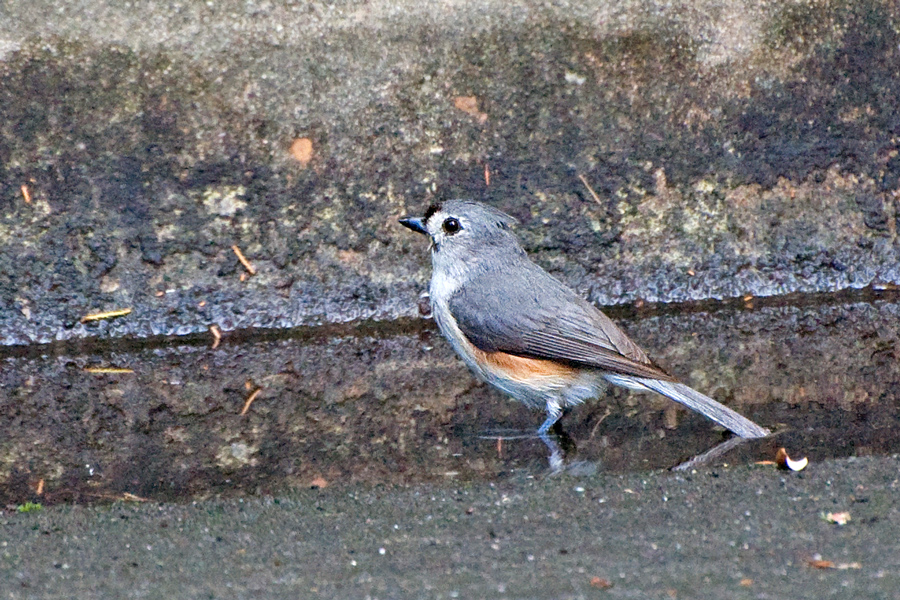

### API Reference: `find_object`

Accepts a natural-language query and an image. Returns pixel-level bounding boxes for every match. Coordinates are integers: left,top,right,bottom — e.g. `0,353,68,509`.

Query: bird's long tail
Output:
605,375,770,439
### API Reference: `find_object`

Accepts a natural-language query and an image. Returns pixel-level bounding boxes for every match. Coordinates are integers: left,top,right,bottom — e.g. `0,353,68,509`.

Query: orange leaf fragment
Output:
291,137,314,166
808,558,836,569
453,96,488,123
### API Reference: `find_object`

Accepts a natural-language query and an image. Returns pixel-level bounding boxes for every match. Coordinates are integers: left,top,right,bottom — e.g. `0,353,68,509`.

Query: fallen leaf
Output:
775,447,808,471
589,577,612,589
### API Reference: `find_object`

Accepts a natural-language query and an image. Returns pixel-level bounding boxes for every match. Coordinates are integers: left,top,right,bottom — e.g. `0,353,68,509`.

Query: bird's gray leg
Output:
537,400,565,472
537,400,563,435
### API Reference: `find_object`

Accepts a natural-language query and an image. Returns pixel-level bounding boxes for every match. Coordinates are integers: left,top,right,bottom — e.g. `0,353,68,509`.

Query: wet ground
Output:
1,1,897,506
3,289,899,506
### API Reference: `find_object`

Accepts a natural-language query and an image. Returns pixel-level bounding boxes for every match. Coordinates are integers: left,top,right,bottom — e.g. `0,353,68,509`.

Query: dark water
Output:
2,292,899,505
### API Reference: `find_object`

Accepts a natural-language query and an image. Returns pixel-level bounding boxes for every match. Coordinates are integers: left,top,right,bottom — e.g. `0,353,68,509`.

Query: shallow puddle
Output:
2,294,899,505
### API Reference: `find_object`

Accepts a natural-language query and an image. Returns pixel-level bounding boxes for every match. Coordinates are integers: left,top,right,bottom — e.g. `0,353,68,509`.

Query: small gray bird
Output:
400,200,769,444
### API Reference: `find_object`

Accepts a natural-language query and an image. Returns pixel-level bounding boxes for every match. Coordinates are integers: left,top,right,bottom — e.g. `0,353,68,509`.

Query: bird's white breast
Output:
428,257,464,302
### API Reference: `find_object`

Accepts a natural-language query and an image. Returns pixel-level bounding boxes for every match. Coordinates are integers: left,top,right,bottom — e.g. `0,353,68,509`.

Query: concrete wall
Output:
0,0,898,345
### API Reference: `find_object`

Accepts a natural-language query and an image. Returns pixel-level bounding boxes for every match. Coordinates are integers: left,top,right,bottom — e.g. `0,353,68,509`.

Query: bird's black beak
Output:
399,216,428,235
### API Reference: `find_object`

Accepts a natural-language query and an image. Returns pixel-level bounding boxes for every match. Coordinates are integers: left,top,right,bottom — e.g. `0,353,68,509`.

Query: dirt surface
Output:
0,0,898,345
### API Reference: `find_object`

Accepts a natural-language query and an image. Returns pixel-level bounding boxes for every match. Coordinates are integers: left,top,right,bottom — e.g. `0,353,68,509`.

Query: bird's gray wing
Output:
447,263,674,381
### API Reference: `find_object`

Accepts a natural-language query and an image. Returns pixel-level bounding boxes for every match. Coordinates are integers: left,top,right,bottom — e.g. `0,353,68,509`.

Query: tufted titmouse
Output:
400,200,770,444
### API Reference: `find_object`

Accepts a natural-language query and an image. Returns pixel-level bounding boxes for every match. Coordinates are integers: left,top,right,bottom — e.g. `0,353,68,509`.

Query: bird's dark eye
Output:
442,217,461,235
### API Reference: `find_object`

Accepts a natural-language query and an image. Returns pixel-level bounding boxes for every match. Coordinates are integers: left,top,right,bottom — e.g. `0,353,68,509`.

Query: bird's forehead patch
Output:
423,202,443,225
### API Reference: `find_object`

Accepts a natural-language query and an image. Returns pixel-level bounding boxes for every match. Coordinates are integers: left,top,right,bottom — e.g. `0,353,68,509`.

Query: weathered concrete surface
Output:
1,0,899,345
2,455,899,599
2,5,899,595
3,296,898,505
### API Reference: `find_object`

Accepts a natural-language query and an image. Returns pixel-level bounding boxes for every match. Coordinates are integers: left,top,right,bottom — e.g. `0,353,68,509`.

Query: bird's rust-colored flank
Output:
473,347,577,381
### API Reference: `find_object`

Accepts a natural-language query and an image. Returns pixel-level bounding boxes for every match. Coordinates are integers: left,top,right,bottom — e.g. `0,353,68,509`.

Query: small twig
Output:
84,367,134,374
85,491,149,502
240,388,262,415
231,245,256,276
209,325,222,349
20,184,31,204
484,163,491,187
578,174,603,206
671,436,750,471
588,407,612,439
121,492,149,502
80,308,132,323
